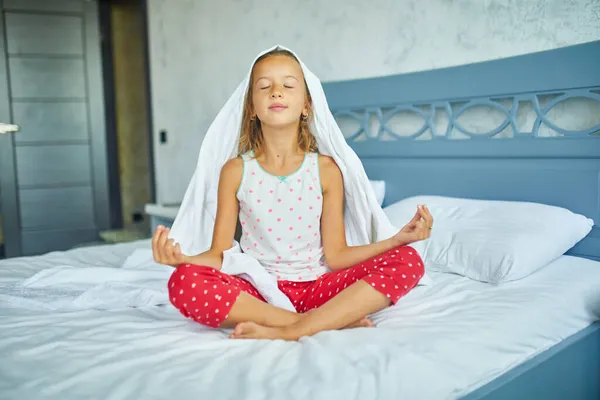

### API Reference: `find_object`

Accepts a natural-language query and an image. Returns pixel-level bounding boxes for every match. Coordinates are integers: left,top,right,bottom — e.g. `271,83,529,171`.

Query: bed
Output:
323,39,600,399
1,41,599,399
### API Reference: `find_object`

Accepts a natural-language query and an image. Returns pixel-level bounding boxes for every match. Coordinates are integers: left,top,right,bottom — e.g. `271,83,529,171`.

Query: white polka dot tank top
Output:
236,151,328,282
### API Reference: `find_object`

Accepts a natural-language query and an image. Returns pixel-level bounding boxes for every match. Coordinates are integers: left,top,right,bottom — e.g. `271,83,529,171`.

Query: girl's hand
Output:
391,204,434,246
151,225,187,267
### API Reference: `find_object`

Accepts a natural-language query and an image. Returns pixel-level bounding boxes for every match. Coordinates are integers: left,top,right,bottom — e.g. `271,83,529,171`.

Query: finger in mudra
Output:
151,225,185,266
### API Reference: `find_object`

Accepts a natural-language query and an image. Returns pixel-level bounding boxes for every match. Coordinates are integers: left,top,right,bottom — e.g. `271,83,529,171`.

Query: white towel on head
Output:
171,44,399,254
167,44,432,304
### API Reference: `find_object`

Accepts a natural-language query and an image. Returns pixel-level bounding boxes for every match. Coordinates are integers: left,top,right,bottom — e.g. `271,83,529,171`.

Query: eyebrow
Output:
255,75,300,82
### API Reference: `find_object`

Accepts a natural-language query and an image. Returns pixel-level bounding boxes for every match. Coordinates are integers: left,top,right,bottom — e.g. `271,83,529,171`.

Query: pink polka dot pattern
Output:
168,246,425,328
168,264,265,328
236,151,326,281
278,245,424,312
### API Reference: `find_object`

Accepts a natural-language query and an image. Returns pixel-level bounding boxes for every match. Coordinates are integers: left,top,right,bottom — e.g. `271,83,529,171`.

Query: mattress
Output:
0,241,599,400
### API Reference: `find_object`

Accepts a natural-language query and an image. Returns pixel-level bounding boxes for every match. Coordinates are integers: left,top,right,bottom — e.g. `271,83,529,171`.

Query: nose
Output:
270,86,283,98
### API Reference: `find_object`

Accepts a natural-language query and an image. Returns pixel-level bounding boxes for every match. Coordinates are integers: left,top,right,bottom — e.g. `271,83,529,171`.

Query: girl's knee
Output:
391,245,424,269
169,267,215,309
167,266,240,328
360,246,426,304
378,246,425,285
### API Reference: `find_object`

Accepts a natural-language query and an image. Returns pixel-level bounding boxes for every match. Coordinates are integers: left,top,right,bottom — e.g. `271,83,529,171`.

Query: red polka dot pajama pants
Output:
168,245,424,328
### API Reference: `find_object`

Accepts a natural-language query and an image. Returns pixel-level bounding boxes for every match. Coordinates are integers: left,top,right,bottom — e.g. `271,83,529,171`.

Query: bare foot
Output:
228,317,375,341
343,317,375,329
229,321,292,340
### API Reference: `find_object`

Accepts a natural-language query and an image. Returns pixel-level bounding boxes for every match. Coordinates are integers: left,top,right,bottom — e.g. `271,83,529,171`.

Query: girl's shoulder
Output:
219,156,244,196
316,153,339,170
220,156,244,179
316,154,342,190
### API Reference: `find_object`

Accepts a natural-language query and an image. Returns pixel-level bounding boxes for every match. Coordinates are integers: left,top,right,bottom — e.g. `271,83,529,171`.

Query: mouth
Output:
268,103,288,111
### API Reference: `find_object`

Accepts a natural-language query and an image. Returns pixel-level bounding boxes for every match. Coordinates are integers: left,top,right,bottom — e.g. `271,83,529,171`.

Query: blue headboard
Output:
322,41,600,261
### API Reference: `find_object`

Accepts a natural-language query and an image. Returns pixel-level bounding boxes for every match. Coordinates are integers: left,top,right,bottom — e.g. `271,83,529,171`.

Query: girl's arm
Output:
152,158,243,269
319,156,432,271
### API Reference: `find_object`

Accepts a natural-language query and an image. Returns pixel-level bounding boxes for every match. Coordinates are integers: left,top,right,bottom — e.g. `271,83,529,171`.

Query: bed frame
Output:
322,40,600,400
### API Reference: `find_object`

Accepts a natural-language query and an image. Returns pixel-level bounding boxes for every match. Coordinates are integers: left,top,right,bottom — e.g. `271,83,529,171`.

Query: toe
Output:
232,322,256,339
361,318,375,328
231,323,246,338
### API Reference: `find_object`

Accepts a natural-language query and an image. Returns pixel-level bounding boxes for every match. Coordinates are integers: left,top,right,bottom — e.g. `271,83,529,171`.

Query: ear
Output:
304,94,313,113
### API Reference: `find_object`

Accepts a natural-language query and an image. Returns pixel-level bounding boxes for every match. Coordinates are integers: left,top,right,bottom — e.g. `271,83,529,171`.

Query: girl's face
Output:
251,55,308,129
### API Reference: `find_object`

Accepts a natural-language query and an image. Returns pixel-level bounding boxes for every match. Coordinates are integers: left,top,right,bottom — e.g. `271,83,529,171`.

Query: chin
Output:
260,115,300,129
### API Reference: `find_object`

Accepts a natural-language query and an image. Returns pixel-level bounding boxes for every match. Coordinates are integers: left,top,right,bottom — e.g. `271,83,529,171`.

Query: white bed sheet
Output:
0,241,599,400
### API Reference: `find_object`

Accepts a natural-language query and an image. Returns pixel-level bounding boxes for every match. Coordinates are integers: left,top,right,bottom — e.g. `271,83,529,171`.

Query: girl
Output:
152,48,433,341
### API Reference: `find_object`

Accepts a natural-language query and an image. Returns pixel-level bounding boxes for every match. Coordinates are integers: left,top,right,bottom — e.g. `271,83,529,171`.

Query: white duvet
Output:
0,241,599,400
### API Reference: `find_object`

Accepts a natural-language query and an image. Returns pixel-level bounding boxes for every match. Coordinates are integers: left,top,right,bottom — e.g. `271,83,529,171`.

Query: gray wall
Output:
146,0,600,205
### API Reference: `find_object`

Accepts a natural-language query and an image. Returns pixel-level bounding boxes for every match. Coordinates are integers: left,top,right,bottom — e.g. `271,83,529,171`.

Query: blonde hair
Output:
238,49,318,158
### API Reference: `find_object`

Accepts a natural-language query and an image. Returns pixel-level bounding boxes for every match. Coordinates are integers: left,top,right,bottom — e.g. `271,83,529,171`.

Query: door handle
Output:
0,123,19,134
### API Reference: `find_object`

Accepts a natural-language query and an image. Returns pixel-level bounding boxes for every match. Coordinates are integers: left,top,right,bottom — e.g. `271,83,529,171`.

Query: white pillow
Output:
369,180,386,206
383,195,594,283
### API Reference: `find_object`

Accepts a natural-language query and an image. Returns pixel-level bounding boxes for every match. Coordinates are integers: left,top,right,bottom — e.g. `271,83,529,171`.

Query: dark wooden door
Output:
0,0,112,257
